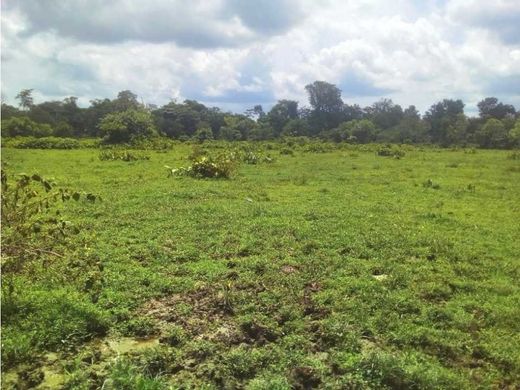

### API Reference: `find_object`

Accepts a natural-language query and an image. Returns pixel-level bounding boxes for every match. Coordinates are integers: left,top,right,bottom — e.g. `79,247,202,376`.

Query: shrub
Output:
5,136,81,149
279,147,295,156
193,127,214,143
1,169,98,277
99,150,151,161
241,151,274,164
1,117,53,137
423,179,440,189
167,154,237,179
376,145,405,158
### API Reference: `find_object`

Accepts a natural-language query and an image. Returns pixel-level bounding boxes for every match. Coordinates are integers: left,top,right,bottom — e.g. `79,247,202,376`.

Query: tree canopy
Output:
2,86,518,148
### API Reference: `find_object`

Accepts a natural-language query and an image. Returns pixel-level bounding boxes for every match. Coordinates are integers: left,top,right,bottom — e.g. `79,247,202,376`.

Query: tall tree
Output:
15,89,34,111
424,99,465,145
365,98,403,130
305,81,343,133
267,100,299,136
477,97,516,120
245,105,265,121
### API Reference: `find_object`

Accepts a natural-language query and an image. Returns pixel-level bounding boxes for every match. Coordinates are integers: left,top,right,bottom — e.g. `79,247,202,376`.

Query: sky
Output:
1,0,520,115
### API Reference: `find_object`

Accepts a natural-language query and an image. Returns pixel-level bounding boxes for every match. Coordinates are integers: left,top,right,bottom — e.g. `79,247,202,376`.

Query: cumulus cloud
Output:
2,0,303,48
1,0,519,113
446,0,520,44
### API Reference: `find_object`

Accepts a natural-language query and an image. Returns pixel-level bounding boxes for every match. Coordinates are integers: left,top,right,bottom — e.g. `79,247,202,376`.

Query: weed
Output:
423,179,441,189
99,150,150,161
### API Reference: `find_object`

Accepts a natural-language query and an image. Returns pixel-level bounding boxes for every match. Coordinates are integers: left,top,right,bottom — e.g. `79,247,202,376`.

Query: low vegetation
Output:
1,142,519,388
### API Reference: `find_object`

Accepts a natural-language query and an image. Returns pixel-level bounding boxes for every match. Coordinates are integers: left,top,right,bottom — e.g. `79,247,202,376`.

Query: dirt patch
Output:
138,287,243,345
302,282,329,319
290,366,321,389
281,265,298,274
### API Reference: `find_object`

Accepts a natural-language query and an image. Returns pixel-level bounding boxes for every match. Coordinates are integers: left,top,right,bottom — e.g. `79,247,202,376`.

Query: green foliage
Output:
508,119,520,147
376,145,406,158
2,116,53,137
2,145,520,388
105,358,167,390
1,169,97,274
422,178,441,189
476,118,508,148
326,119,377,143
99,109,158,144
3,136,81,149
99,150,151,161
168,153,237,179
2,288,109,368
193,127,214,143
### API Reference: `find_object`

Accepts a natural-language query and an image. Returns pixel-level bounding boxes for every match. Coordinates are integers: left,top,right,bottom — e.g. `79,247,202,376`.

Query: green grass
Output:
2,143,520,388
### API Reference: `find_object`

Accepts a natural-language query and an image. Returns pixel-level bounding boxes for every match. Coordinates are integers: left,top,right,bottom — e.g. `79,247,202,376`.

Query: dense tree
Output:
281,118,310,137
15,89,34,111
424,99,465,145
1,116,53,137
193,127,214,142
2,83,518,148
365,99,403,130
342,104,365,122
245,105,265,121
305,81,344,132
378,105,428,143
509,120,520,147
477,97,516,120
476,118,508,148
1,103,22,120
326,119,377,143
266,100,299,136
99,109,157,143
113,90,141,111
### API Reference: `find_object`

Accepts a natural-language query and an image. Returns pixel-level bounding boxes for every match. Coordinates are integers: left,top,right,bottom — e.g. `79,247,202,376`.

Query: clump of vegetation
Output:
167,154,237,179
5,136,81,149
423,179,441,189
99,150,151,161
279,147,295,156
241,151,274,164
99,109,157,144
507,151,520,160
303,142,334,153
1,169,98,274
376,145,406,158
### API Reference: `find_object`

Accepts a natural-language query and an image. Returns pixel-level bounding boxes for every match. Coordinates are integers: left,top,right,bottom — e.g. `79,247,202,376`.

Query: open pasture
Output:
2,143,520,389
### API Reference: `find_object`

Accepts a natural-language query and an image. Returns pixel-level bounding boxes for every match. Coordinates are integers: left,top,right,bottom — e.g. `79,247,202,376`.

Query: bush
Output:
1,117,53,137
99,150,151,161
1,169,98,277
376,145,405,158
279,147,295,156
193,127,214,143
167,154,237,179
4,136,81,149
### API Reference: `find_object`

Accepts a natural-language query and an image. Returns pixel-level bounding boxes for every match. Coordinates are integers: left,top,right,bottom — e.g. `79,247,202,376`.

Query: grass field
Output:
2,143,520,389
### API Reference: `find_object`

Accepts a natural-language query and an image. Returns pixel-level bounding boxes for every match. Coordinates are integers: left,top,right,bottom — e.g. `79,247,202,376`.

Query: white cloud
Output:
1,0,519,113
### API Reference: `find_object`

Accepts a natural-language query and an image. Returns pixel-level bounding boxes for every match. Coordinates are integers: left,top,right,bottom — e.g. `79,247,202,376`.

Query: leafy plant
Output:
376,145,406,158
167,154,237,179
99,150,150,161
1,169,98,276
422,179,441,189
4,136,81,149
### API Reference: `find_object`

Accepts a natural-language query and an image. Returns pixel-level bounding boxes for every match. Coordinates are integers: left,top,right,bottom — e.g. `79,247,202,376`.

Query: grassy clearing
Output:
1,143,520,389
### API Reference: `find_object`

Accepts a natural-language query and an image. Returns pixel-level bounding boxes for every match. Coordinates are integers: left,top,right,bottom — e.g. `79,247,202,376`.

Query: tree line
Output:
2,81,519,148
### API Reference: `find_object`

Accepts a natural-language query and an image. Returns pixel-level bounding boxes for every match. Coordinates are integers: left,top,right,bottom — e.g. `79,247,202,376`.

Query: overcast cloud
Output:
2,0,520,114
